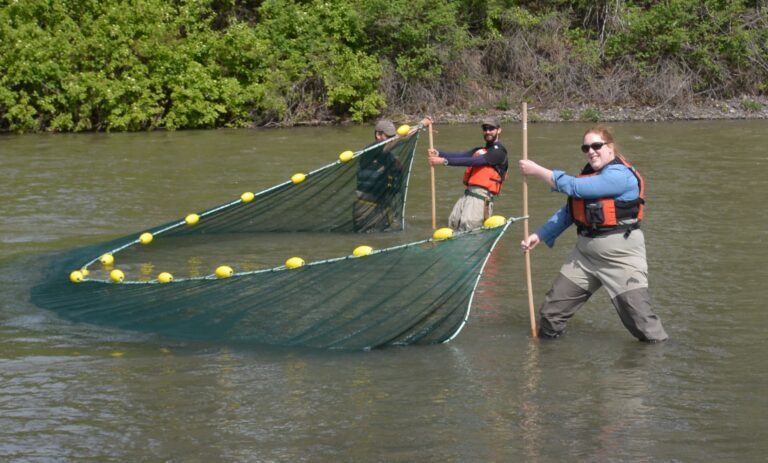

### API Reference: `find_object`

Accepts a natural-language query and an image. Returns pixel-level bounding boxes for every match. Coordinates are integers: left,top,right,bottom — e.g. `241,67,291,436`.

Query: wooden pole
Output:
429,124,437,230
522,103,538,338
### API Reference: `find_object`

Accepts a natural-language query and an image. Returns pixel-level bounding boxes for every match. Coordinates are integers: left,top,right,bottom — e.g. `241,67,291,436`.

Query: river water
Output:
1,120,766,461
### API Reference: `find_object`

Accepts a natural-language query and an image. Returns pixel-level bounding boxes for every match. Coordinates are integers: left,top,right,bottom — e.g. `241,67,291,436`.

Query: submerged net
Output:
30,219,520,350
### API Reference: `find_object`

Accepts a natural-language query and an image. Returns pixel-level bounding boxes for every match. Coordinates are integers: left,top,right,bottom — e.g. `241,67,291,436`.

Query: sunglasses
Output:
482,126,498,132
581,141,607,153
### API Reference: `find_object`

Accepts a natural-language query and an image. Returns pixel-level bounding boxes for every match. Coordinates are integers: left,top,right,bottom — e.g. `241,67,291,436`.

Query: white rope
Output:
82,122,427,274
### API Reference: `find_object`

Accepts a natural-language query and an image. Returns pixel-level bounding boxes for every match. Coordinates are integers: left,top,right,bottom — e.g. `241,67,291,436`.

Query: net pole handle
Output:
522,102,538,338
429,124,437,230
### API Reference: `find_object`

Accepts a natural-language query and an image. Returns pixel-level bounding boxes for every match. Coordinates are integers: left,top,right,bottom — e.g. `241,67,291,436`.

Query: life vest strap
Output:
577,222,640,238
464,189,494,202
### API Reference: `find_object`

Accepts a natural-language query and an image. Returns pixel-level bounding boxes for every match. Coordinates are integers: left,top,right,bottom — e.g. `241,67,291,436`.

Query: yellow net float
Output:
157,272,174,283
339,150,354,163
215,265,234,279
483,215,506,229
291,173,306,184
432,227,454,240
396,124,411,136
241,192,255,203
139,232,153,245
185,213,200,225
100,253,114,265
80,268,90,277
110,269,125,283
353,245,373,257
69,270,84,283
285,257,305,269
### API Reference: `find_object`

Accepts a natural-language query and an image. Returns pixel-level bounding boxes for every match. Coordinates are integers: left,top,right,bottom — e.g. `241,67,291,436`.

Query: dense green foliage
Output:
1,0,766,132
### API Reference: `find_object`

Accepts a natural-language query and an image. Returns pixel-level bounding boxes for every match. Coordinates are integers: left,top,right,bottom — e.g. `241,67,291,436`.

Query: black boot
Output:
538,327,562,339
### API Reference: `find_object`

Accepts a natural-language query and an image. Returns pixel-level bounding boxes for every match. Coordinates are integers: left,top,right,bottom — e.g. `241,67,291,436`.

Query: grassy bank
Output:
1,0,766,132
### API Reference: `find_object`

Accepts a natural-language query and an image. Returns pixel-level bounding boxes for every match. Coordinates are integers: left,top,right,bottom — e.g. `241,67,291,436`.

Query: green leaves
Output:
0,0,765,132
604,0,765,94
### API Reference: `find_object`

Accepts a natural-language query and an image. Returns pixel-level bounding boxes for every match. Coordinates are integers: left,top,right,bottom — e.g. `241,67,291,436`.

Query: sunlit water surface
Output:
1,120,766,461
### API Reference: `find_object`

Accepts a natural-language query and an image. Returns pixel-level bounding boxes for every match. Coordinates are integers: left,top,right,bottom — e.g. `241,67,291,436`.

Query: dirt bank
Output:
401,96,768,126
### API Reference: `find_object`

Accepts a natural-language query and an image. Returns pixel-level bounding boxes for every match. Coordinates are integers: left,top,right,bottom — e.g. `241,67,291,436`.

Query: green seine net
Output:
168,129,420,235
30,126,522,350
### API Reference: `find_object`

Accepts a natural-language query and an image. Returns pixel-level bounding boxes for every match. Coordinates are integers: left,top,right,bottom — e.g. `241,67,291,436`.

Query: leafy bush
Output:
0,0,766,132
580,108,602,122
742,99,762,112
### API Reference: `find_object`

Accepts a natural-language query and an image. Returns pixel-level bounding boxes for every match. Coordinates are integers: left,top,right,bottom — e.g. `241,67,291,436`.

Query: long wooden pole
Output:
522,103,538,338
429,124,436,230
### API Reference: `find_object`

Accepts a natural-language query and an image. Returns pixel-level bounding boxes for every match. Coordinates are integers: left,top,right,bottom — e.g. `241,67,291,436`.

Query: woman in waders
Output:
518,126,668,342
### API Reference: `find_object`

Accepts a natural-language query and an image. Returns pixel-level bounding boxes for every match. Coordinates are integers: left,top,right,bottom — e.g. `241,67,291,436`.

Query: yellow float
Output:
69,270,84,283
353,245,373,257
215,266,234,279
432,227,454,240
285,257,305,269
110,269,125,283
339,150,354,163
483,215,506,229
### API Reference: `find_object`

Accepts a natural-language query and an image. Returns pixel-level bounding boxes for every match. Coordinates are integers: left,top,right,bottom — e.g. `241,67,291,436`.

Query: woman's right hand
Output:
519,159,555,188
427,148,439,157
521,233,541,253
518,159,542,176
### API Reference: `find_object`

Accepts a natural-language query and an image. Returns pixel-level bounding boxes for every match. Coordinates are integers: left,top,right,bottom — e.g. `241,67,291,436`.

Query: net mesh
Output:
28,124,521,350
163,130,420,237
30,221,518,350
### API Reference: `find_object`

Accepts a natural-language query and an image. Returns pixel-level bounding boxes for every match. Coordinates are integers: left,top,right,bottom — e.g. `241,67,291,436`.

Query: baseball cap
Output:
481,117,500,129
374,119,396,137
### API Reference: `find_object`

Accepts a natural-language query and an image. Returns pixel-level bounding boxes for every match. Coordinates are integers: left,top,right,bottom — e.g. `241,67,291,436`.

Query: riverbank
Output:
4,97,766,134
389,96,768,127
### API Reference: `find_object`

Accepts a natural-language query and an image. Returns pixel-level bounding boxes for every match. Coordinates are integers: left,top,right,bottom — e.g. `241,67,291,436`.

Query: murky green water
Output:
2,120,767,461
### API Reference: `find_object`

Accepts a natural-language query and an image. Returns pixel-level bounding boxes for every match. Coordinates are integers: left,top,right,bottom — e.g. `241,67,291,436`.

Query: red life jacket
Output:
568,156,645,234
462,148,506,195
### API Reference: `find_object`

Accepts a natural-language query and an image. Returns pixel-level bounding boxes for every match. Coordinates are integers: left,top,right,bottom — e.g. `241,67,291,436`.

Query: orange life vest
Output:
568,157,645,234
462,147,507,195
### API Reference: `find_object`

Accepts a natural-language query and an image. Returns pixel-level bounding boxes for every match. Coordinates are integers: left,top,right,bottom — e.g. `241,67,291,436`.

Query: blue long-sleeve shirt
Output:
537,163,640,247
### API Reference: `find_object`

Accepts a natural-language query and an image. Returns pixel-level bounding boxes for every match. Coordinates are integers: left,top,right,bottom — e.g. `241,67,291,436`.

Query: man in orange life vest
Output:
427,117,509,231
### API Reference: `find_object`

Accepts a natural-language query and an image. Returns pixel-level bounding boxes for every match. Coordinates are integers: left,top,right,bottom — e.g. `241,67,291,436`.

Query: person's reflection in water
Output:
592,342,669,461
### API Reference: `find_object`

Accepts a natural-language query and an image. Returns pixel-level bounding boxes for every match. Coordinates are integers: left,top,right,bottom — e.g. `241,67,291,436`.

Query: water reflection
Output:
2,121,767,461
520,340,543,462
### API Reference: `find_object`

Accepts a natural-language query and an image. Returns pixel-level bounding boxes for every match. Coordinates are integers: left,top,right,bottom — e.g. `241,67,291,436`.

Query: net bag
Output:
31,219,521,350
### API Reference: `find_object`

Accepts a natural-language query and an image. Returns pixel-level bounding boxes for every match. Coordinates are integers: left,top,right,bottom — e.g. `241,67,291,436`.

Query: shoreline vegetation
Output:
1,1,766,133
335,96,768,128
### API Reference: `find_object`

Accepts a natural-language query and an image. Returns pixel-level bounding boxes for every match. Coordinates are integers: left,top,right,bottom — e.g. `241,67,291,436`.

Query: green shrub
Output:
580,108,601,122
741,99,762,112
495,97,511,111
0,0,765,132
